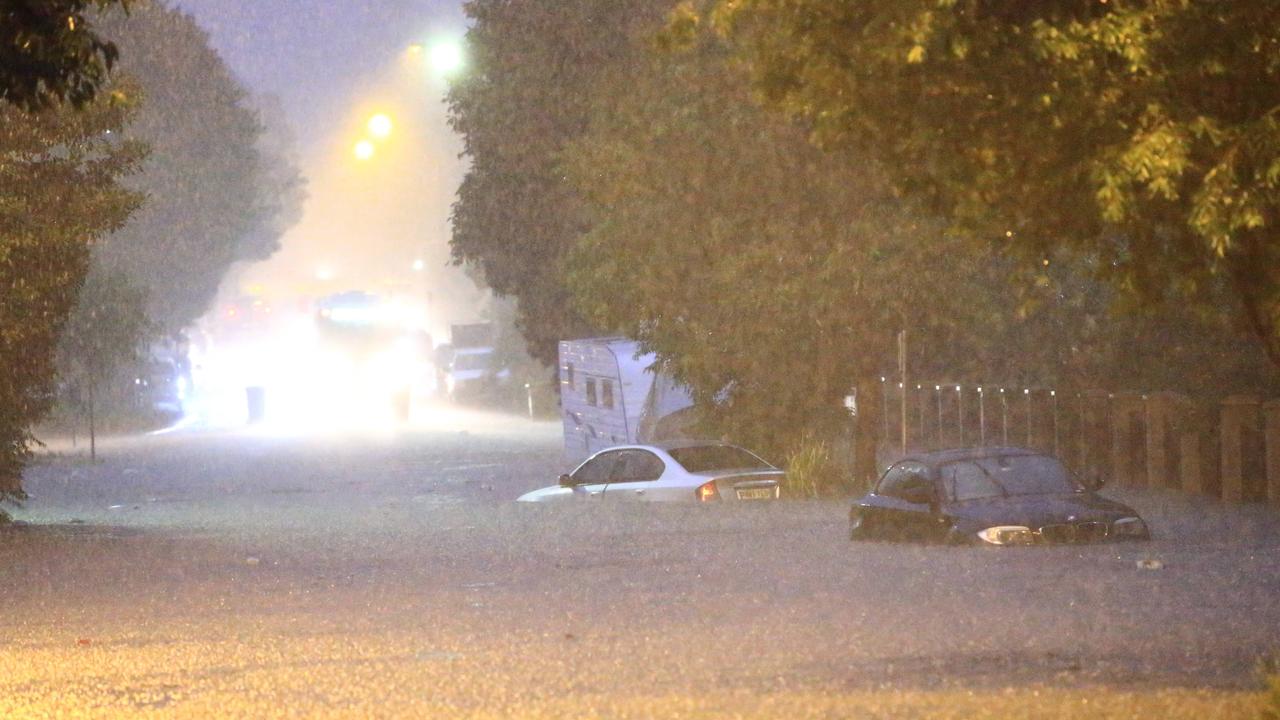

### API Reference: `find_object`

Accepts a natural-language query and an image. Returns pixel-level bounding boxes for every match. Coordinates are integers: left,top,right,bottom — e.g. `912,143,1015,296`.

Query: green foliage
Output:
702,0,1280,369
447,0,669,365
0,87,144,498
454,0,1278,483
58,267,152,388
1263,674,1280,720
0,0,129,111
782,435,844,499
1260,653,1280,720
94,0,303,332
561,34,1101,468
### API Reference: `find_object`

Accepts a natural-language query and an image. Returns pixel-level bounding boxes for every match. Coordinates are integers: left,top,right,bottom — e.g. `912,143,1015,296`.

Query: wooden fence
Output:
874,381,1280,506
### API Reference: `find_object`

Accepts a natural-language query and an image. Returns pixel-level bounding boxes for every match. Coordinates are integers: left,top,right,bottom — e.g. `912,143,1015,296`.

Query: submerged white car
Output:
518,442,784,503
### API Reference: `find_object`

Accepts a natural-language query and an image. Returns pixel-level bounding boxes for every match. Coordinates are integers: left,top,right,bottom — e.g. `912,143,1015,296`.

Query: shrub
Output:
1261,657,1280,720
783,435,844,499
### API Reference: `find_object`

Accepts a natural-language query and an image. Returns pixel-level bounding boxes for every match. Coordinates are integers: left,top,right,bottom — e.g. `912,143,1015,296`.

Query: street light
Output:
427,38,465,77
368,113,393,140
354,139,375,161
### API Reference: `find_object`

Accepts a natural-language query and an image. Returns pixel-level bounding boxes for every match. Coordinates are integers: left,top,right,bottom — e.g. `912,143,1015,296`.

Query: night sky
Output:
169,0,483,333
177,0,467,149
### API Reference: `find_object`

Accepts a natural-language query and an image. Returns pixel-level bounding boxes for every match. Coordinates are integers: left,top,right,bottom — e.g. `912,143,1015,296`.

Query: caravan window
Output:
586,378,597,406
602,380,614,409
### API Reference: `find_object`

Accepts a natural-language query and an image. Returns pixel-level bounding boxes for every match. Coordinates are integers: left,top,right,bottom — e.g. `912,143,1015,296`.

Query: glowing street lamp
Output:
368,113,393,140
354,139,375,161
427,38,465,77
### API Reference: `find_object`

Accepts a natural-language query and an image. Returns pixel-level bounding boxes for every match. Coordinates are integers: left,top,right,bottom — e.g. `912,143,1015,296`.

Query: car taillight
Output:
696,480,720,502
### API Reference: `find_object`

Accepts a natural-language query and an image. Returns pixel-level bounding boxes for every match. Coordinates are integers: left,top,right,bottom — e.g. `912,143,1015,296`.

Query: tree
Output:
450,0,1278,483
0,0,129,111
56,268,151,459
0,88,144,500
447,0,670,366
563,37,1042,479
698,0,1280,369
91,1,301,333
236,94,306,266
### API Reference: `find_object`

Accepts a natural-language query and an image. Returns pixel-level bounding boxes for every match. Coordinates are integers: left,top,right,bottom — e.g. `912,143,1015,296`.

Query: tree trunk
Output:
1227,237,1280,371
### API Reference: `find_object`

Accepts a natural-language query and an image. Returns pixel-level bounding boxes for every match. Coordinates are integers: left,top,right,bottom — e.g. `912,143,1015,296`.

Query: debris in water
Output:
1136,559,1164,570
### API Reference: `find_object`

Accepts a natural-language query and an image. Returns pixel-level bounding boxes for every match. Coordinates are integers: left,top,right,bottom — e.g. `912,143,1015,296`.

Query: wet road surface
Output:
1,408,1277,717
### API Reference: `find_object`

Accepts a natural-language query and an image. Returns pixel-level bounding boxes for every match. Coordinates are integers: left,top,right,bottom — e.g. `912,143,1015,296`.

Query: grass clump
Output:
782,435,844,499
1259,655,1280,720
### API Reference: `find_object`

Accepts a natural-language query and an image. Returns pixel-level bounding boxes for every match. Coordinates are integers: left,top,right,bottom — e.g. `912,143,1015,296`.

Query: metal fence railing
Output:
871,380,1280,507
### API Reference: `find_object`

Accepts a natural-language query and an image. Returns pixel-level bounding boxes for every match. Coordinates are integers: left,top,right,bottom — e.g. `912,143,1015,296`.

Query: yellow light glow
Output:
368,114,393,139
354,139,375,160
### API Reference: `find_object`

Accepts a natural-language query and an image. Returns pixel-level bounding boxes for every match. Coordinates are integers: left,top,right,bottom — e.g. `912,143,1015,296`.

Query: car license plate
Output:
736,487,774,501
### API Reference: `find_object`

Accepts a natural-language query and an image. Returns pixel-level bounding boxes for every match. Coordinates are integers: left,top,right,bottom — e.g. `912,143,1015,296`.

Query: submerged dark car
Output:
849,447,1150,545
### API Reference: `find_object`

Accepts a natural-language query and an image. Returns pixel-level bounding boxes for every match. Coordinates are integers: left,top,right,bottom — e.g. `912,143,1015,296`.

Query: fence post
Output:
1145,391,1188,489
1079,390,1110,479
1110,392,1146,488
1265,399,1280,508
1219,395,1261,503
1180,428,1203,495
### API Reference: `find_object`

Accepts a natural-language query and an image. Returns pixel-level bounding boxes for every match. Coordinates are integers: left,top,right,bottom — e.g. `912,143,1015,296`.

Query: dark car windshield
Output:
941,454,1081,501
668,446,772,473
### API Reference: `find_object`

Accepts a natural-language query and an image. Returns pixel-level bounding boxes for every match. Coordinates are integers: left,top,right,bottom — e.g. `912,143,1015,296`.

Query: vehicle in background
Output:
441,322,511,403
315,291,431,421
558,338,694,464
134,356,186,419
517,442,782,503
849,447,1150,545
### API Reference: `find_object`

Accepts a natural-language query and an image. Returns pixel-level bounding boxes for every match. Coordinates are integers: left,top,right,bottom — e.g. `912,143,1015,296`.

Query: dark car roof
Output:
896,446,1045,467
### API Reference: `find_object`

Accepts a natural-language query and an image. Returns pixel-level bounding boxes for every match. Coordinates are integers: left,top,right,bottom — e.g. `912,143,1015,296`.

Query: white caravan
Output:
558,338,694,464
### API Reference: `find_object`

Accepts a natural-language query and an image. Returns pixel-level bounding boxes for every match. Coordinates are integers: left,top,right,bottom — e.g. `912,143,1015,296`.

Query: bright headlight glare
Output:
977,525,1037,546
1112,517,1147,537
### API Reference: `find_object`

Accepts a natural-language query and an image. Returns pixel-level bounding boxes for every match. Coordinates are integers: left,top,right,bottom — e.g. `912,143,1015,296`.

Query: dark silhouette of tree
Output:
0,0,130,111
92,1,303,333
57,268,152,460
0,89,144,501
447,0,670,366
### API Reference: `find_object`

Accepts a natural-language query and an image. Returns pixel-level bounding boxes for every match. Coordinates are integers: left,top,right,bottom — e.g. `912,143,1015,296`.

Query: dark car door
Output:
861,462,940,540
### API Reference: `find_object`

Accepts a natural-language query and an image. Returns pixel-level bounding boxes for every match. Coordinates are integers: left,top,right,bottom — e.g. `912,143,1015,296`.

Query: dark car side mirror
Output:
558,474,574,488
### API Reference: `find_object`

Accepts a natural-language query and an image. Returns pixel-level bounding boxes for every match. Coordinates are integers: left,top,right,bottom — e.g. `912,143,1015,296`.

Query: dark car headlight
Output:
977,525,1037,546
1112,516,1149,539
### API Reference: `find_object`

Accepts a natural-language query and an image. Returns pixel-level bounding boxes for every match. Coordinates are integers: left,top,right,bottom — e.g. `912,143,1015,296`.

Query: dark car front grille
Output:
1038,521,1110,544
